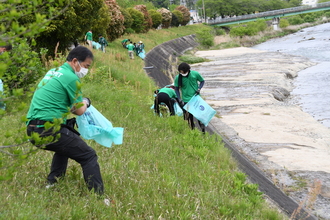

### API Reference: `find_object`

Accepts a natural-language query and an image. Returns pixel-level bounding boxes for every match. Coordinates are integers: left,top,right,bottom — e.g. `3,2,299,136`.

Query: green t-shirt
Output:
85,31,93,41
158,88,177,99
174,70,204,102
27,62,83,123
126,44,135,51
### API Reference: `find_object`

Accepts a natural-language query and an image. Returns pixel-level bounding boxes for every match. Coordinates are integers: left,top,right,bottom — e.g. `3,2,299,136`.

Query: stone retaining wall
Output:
144,35,199,87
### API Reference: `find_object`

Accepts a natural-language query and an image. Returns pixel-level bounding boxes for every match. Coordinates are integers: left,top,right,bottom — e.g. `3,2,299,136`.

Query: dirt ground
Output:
193,47,330,219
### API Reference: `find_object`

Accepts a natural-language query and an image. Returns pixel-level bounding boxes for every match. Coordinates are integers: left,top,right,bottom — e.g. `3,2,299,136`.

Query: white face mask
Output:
75,62,89,78
180,72,188,77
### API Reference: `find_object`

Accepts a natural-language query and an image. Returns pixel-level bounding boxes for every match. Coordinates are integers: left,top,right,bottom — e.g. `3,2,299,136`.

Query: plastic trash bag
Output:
183,95,216,126
76,105,124,147
150,102,183,117
92,41,101,50
0,79,5,110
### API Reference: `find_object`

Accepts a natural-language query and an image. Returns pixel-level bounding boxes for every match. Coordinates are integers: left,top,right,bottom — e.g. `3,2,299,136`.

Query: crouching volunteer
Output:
174,62,205,132
154,85,179,116
26,46,104,195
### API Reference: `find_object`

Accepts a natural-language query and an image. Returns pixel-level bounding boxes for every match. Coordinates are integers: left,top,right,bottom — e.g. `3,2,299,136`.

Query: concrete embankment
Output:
144,38,320,219
144,35,198,87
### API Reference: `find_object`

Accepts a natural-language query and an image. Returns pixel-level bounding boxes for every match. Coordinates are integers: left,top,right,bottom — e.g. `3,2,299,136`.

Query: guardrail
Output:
210,1,330,25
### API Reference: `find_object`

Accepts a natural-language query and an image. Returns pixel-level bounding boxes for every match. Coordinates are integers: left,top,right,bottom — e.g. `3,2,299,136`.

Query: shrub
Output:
148,9,162,29
303,15,315,23
104,0,125,42
196,28,214,48
288,15,304,25
214,27,226,36
127,8,145,33
179,55,206,64
325,12,330,18
120,8,133,32
252,20,267,32
175,5,190,26
172,10,183,26
171,13,180,27
157,8,172,29
279,19,289,28
0,39,46,94
134,5,152,33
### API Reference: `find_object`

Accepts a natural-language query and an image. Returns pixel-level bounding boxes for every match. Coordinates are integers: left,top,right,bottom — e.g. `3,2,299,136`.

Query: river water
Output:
253,22,330,127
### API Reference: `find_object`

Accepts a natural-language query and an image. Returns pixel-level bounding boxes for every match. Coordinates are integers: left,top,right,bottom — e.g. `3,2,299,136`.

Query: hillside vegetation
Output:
0,24,287,219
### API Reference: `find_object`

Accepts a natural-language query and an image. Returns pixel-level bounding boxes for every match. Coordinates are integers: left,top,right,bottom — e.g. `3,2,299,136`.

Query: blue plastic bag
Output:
76,105,124,147
150,102,183,117
183,95,216,126
0,79,5,110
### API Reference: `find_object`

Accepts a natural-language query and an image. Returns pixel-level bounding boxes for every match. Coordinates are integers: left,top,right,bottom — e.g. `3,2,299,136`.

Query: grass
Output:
0,24,287,219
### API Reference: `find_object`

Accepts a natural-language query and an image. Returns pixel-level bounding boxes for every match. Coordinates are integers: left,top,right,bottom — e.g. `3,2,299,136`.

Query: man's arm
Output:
70,98,90,115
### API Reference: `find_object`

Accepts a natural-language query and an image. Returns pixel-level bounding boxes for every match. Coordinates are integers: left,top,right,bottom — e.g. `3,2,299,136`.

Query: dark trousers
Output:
183,102,205,133
154,93,175,116
27,126,104,194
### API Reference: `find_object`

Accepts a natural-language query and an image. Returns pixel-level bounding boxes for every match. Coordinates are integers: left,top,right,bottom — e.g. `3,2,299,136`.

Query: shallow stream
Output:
253,22,330,127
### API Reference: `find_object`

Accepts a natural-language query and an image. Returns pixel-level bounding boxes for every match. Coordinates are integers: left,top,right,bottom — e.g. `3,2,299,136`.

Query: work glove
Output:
195,89,201,95
83,97,91,108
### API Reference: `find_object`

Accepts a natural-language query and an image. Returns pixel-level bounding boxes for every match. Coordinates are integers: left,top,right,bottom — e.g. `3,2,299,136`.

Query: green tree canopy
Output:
148,9,162,29
127,8,145,33
34,0,109,55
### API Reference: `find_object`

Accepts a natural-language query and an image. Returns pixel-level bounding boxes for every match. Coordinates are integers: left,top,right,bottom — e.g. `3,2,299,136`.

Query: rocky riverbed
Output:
194,47,330,219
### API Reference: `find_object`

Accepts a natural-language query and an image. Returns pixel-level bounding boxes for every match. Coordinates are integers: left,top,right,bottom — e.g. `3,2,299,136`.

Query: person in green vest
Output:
154,85,178,116
174,62,205,132
84,30,93,49
98,34,108,53
121,38,130,48
26,46,105,196
126,41,135,59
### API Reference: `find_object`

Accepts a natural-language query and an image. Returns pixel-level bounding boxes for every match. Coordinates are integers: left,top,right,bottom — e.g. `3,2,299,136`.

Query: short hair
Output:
1,44,12,51
178,62,190,73
66,46,93,62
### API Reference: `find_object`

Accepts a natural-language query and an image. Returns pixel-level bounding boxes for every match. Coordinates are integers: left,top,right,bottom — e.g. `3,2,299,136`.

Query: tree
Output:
34,0,109,56
105,0,125,42
127,8,145,33
175,5,191,26
148,9,162,29
134,5,153,33
157,8,172,29
121,8,134,33
171,10,183,27
0,0,69,180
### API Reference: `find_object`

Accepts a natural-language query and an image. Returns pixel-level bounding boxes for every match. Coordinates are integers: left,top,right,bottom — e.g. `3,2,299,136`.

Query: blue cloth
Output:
92,41,101,50
183,95,216,126
0,79,5,110
76,105,124,147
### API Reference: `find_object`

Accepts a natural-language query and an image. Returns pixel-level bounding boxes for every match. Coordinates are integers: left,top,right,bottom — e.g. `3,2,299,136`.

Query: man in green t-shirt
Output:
84,30,93,49
121,38,130,48
126,42,135,59
26,46,105,195
174,62,205,132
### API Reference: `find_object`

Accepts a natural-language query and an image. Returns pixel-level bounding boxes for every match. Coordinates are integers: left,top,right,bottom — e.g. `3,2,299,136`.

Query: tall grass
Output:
0,24,286,219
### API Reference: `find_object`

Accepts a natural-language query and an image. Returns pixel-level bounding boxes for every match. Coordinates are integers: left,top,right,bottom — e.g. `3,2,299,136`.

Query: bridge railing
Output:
210,1,330,25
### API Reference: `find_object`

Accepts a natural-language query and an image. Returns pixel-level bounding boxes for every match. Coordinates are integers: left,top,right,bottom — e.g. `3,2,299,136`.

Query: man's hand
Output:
83,97,91,108
195,89,201,95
